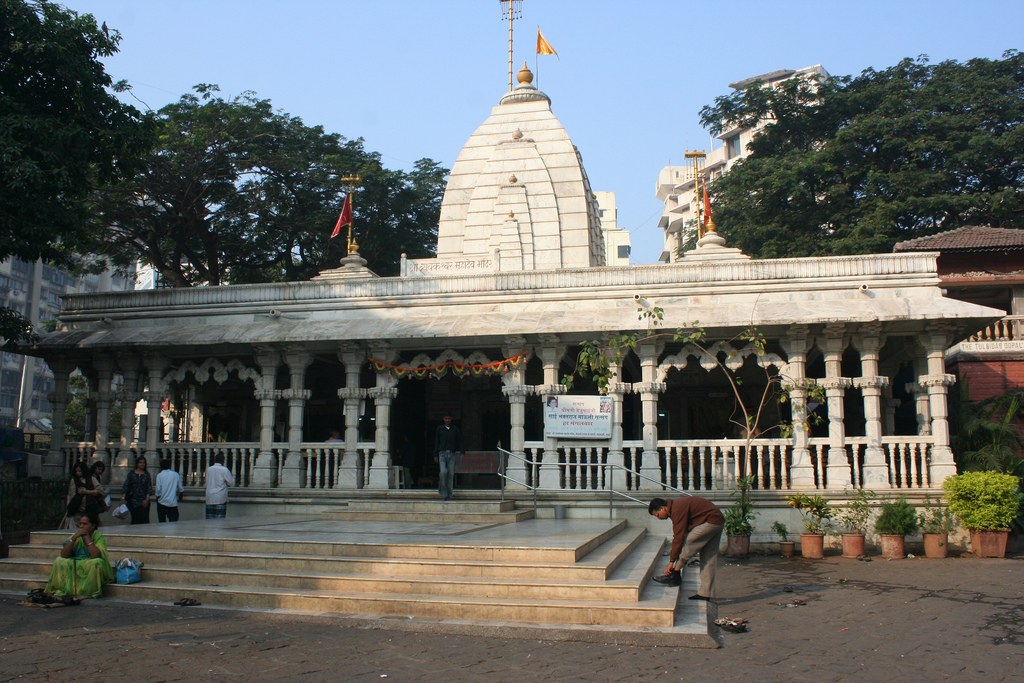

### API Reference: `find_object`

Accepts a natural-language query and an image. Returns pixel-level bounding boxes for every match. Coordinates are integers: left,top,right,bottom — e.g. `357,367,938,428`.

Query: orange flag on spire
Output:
537,27,557,57
330,194,352,239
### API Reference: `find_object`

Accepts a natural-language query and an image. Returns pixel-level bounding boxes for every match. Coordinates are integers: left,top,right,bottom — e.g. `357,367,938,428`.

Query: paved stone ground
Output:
1,552,1021,682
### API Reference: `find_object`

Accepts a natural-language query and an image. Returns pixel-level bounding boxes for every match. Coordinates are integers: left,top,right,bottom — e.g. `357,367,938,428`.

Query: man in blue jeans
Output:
433,414,462,500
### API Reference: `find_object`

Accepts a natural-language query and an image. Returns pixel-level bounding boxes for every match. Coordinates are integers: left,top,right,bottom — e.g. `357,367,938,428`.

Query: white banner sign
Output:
544,395,613,439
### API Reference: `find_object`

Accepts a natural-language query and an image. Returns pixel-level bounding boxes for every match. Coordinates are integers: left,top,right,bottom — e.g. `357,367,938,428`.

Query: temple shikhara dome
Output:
432,63,605,273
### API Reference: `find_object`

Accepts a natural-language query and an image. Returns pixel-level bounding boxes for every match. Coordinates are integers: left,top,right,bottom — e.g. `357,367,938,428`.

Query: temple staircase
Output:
0,500,714,646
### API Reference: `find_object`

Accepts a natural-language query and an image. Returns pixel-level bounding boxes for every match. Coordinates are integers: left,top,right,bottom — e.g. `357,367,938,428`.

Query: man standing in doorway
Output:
155,459,184,522
648,495,724,601
204,454,235,519
433,414,462,500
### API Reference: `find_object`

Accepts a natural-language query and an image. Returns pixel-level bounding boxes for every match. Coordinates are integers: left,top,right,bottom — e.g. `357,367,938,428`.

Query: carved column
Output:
115,353,141,485
92,356,114,471
820,331,852,488
142,355,168,463
280,347,312,488
536,337,566,491
781,330,814,488
337,346,366,489
252,346,281,488
922,331,957,484
606,380,629,493
500,337,530,489
366,381,399,489
42,357,74,479
635,340,666,491
854,328,890,488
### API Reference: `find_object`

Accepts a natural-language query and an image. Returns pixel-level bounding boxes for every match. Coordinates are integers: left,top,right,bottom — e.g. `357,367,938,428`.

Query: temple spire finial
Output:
499,1,524,92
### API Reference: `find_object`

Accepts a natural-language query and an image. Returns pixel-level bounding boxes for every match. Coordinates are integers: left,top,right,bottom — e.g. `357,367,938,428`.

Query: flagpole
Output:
499,1,522,92
684,150,706,240
340,175,361,255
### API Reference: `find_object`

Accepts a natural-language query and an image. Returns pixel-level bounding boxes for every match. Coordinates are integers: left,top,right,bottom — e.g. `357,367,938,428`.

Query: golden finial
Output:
517,62,533,85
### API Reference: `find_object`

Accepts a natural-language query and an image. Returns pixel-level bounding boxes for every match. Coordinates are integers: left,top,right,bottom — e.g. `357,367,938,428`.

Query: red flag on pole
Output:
330,195,352,238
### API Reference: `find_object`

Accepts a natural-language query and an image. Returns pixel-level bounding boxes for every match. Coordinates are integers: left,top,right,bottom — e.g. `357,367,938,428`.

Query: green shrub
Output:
771,521,789,541
874,497,918,536
943,471,1021,531
723,476,757,536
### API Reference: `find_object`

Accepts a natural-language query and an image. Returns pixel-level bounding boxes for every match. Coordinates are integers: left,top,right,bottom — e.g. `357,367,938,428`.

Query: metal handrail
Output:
496,446,691,518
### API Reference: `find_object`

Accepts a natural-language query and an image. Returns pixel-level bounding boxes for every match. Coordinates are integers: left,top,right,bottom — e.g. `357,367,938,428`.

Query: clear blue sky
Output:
65,0,1023,264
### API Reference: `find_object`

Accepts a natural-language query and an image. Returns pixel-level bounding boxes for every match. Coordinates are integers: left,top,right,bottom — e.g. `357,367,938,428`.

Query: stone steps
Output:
8,526,646,581
0,508,711,642
2,534,658,601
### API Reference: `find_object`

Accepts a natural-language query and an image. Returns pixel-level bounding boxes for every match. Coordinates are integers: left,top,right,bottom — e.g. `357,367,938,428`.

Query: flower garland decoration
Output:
368,352,528,380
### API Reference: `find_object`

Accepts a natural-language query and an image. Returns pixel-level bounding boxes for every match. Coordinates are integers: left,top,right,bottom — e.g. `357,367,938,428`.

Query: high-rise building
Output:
0,259,134,431
656,65,829,263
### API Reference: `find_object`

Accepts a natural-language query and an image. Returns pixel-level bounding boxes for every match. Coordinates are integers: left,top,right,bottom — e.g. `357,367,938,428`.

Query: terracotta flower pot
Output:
779,541,795,558
727,534,750,559
799,533,825,559
841,532,866,558
970,530,1009,558
879,534,906,559
922,532,948,559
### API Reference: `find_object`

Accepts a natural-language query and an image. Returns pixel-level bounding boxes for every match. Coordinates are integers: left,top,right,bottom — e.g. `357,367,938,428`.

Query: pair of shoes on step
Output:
652,570,681,586
174,597,201,607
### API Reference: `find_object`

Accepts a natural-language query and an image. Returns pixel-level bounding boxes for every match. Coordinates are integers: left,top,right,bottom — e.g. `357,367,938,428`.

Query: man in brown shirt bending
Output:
648,496,725,600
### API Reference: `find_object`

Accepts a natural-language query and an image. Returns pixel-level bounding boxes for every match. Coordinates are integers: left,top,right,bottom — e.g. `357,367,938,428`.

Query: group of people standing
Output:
121,454,227,523
45,453,237,602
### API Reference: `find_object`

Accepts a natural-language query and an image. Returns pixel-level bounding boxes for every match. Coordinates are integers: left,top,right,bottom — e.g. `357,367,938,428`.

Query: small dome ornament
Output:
517,61,533,85
512,129,523,140
508,174,518,184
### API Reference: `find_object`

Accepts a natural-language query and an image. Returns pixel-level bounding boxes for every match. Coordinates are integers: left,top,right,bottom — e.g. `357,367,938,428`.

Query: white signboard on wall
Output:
544,395,613,439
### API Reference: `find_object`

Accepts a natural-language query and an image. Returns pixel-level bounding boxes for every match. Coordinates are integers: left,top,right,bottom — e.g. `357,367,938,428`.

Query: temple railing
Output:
62,435,936,492
966,315,1023,342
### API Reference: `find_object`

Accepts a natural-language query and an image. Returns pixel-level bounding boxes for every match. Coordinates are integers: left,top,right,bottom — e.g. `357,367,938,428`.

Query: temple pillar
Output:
280,347,312,488
337,346,366,489
853,328,890,488
821,330,852,488
142,355,168,464
781,329,814,488
500,337,530,489
115,353,142,486
42,357,73,479
252,346,281,488
635,340,665,491
536,337,566,491
366,382,399,489
922,331,958,484
92,356,114,471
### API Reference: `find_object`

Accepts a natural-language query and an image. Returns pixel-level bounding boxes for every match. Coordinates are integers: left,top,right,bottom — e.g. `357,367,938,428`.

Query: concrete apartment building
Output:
655,65,829,263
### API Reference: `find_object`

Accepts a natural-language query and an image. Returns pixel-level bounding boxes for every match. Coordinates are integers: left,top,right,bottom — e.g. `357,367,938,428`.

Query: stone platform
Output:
0,501,715,647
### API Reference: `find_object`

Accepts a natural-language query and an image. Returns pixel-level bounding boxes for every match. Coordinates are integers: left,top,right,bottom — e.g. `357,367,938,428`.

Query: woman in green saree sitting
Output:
45,511,114,599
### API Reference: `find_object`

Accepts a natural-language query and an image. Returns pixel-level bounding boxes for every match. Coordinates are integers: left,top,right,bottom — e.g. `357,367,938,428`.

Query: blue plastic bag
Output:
115,558,142,584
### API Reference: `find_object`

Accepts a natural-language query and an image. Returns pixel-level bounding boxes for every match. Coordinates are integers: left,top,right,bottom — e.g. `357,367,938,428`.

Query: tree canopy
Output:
91,86,447,285
0,0,149,265
699,51,1024,258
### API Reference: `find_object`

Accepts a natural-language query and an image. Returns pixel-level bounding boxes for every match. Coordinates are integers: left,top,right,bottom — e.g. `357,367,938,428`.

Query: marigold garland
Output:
368,352,528,380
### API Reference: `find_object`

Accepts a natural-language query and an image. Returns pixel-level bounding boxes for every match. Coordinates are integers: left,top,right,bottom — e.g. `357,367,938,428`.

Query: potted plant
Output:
723,477,758,558
874,497,918,559
835,488,875,558
787,494,832,559
771,521,795,558
943,471,1021,558
917,496,956,558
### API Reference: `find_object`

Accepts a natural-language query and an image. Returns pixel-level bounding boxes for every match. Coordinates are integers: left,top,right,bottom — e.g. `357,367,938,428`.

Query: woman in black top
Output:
121,456,153,525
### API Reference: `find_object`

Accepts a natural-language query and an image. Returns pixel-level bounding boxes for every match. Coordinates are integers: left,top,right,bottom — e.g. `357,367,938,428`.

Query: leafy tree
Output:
1,0,149,263
92,86,447,285
699,51,1024,258
1,0,149,345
